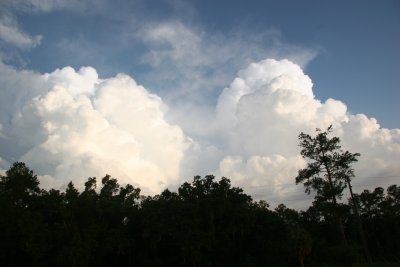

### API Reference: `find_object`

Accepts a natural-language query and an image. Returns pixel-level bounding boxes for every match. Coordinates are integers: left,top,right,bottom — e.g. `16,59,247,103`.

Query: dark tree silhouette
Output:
295,125,360,245
1,161,398,266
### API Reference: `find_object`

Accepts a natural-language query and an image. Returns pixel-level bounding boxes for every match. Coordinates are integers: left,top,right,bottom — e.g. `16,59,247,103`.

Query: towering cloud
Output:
0,64,188,193
0,58,398,208
210,58,400,207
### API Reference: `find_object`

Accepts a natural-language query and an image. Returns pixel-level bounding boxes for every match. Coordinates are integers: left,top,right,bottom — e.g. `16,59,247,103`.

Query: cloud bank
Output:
0,58,399,208
0,63,188,193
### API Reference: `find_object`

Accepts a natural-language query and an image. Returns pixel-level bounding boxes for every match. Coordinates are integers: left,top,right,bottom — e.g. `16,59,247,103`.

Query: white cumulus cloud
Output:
207,58,400,207
0,58,398,209
0,64,188,193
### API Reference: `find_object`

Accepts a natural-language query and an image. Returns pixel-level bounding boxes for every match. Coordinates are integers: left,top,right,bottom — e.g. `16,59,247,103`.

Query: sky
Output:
0,0,399,208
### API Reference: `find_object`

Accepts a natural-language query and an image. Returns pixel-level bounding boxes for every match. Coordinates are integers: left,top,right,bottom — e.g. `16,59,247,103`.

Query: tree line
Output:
0,127,399,266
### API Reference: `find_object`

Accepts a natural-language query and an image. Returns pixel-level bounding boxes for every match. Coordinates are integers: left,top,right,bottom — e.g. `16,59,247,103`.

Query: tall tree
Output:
0,161,41,207
295,125,360,244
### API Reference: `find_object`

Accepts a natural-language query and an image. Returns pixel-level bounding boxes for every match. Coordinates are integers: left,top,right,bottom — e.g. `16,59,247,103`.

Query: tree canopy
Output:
296,125,360,203
295,126,361,245
0,143,398,266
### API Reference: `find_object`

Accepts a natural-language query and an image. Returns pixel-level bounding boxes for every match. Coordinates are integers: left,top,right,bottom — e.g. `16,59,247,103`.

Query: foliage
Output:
0,161,398,266
296,126,360,246
296,126,360,203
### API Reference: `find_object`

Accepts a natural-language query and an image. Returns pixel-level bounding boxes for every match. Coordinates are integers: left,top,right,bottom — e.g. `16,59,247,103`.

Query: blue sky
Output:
8,0,399,128
0,0,399,207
